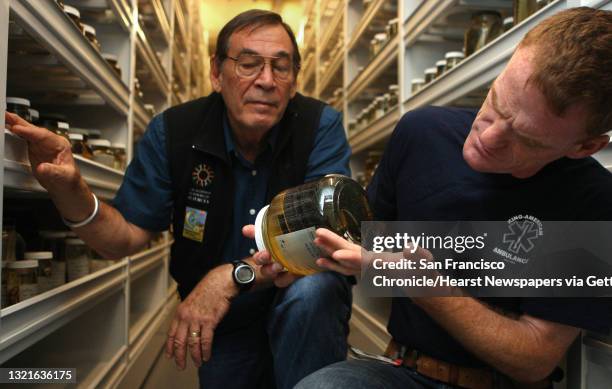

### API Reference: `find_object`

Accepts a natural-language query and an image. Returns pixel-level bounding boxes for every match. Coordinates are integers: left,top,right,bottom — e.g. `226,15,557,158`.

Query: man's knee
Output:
281,271,352,311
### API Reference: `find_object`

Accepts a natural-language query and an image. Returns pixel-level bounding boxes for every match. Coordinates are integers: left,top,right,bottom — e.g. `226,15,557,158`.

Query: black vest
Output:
164,92,325,299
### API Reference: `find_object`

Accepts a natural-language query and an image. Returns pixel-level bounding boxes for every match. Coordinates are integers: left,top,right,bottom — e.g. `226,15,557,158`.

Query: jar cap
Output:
424,67,437,74
411,78,425,84
82,24,96,36
389,84,399,90
111,143,126,149
445,51,465,59
63,5,80,18
388,18,399,24
68,133,83,141
374,33,387,40
40,230,68,238
57,121,70,130
503,16,514,24
29,108,39,118
65,238,85,245
7,260,39,268
6,97,31,107
254,205,270,253
436,60,447,66
24,251,53,260
102,53,118,62
88,139,111,147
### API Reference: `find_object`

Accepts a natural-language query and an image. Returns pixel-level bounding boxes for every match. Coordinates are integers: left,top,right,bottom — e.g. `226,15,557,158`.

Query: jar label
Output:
274,227,324,270
51,261,66,287
67,258,90,281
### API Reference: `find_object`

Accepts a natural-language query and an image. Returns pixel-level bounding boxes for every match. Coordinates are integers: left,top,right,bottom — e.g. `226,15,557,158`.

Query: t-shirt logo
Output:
192,163,214,188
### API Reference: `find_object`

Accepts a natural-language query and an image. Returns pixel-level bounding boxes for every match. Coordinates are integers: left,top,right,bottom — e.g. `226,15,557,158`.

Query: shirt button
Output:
249,209,256,215
251,170,257,176
249,248,256,255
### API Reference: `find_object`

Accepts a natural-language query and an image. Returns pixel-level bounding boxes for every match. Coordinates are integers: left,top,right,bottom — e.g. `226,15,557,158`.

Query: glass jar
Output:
6,97,32,121
65,238,91,282
435,60,447,78
111,143,127,171
39,230,67,288
63,5,84,33
24,252,53,293
82,24,101,52
56,121,70,140
464,11,503,57
1,261,8,308
445,51,465,71
387,18,399,38
388,84,399,107
102,53,122,78
375,33,388,51
382,93,391,113
254,175,373,275
68,133,93,159
373,97,385,120
424,67,437,84
28,108,40,125
89,139,115,168
6,260,39,305
144,104,156,117
503,17,514,32
514,0,538,25
369,38,379,60
411,78,425,94
2,220,26,261
348,120,357,134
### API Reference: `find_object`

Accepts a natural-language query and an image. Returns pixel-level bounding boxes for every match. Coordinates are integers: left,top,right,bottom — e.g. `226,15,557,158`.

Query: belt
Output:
384,340,552,389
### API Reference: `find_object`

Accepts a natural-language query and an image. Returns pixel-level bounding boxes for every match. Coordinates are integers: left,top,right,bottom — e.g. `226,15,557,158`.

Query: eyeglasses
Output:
226,54,296,81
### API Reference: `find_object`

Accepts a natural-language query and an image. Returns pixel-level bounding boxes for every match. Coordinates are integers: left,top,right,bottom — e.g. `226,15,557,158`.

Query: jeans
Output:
198,271,352,389
294,359,459,389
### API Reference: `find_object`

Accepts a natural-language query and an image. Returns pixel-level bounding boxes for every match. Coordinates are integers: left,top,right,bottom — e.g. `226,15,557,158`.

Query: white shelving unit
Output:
300,0,612,384
0,0,209,387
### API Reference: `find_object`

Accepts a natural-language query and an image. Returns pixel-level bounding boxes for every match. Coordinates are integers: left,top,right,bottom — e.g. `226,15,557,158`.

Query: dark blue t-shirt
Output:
368,106,612,368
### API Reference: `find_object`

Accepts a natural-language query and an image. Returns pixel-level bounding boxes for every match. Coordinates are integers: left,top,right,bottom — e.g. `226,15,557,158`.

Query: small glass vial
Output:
514,0,538,25
411,78,425,94
464,11,503,57
348,120,357,134
387,18,399,38
103,53,122,78
424,67,437,84
28,108,40,125
24,252,54,293
435,60,447,78
39,230,67,288
254,175,373,275
111,143,127,171
503,17,514,32
82,24,101,52
445,51,465,71
65,238,91,282
6,97,32,121
89,139,115,168
6,260,39,305
63,5,84,33
2,220,26,262
68,133,93,159
382,93,391,113
1,261,8,308
388,85,399,107
56,121,70,140
373,96,385,120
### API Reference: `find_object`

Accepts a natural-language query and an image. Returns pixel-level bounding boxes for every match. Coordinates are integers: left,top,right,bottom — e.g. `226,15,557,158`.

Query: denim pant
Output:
294,359,459,389
197,271,352,389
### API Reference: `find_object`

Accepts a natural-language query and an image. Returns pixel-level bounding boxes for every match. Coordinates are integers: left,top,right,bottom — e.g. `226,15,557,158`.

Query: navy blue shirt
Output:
368,106,612,367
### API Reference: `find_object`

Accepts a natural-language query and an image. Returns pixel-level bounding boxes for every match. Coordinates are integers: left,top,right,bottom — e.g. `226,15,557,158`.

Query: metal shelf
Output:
349,105,400,154
136,27,171,96
319,6,343,57
402,0,564,112
10,0,130,116
348,0,385,50
318,48,344,97
108,0,134,31
139,0,172,47
173,0,189,53
134,100,153,133
347,34,398,102
0,260,128,364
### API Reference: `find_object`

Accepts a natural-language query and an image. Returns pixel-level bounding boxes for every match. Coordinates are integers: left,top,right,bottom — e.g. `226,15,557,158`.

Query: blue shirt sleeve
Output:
304,105,351,181
112,114,173,231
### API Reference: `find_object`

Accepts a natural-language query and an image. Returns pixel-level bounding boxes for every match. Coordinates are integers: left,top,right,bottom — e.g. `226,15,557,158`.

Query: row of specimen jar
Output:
349,85,399,134
5,97,127,171
368,18,398,61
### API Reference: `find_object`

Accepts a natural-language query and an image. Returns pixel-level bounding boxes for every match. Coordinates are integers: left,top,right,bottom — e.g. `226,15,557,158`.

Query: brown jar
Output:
68,133,93,159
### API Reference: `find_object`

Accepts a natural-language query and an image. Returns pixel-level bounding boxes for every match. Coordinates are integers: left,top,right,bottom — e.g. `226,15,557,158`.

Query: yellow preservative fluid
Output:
254,175,373,275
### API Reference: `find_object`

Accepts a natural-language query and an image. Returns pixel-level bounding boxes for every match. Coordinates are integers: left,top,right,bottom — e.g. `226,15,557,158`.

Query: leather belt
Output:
384,340,552,389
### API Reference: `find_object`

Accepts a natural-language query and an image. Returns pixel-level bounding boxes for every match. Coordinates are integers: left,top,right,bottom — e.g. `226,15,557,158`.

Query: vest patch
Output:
182,206,207,242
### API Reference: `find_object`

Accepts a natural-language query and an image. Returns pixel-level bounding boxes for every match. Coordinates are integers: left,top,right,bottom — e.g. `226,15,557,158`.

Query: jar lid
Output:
424,67,437,75
383,93,391,98
82,24,96,36
436,60,447,66
370,38,377,44
388,18,399,24
411,78,425,84
68,133,83,141
65,238,85,245
111,143,126,149
374,33,387,40
374,96,384,102
88,139,111,147
40,230,68,239
57,121,70,130
503,16,514,24
28,108,39,119
7,260,39,268
254,205,270,253
6,97,31,107
102,53,118,62
63,5,80,18
445,51,465,59
389,84,399,90
24,251,53,260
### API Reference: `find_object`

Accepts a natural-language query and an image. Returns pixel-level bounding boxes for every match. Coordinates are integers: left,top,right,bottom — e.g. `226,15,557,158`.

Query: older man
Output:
293,7,612,389
6,9,352,389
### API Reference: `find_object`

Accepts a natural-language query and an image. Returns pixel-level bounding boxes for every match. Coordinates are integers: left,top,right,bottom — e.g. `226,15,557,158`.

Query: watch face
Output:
235,265,255,284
